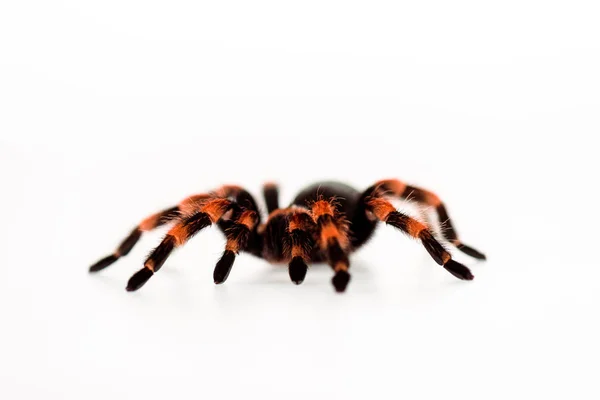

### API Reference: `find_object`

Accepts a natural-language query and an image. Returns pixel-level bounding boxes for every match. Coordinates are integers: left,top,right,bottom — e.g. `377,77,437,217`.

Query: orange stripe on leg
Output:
311,200,335,220
145,260,155,272
290,244,311,260
423,190,441,207
320,222,349,250
287,211,314,263
225,240,240,253
406,218,427,238
139,213,160,231
334,261,348,272
201,198,232,223
288,211,313,232
376,179,407,196
237,210,258,229
167,224,188,246
179,194,211,215
367,198,396,221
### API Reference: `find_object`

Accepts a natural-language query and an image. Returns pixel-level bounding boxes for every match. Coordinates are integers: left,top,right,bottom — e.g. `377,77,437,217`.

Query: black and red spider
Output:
89,180,486,292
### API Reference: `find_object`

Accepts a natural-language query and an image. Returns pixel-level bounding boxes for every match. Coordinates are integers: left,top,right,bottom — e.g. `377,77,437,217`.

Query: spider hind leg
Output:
263,182,280,214
365,196,475,281
371,179,486,260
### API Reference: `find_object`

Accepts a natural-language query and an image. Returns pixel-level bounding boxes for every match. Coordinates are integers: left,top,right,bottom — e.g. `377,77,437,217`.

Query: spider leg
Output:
366,197,474,281
89,193,214,273
214,185,261,217
215,185,264,262
263,182,280,214
369,179,486,260
89,205,182,272
286,210,315,284
310,199,352,292
126,198,233,291
213,208,258,284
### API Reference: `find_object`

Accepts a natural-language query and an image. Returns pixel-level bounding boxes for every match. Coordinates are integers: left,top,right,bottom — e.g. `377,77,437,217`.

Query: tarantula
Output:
89,180,486,292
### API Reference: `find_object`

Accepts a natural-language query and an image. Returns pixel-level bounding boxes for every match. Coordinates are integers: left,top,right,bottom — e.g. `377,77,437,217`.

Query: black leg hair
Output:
89,206,180,272
216,186,264,259
365,197,474,281
327,238,351,292
213,208,258,284
263,182,280,214
286,211,315,284
370,179,486,260
310,200,352,292
126,198,233,291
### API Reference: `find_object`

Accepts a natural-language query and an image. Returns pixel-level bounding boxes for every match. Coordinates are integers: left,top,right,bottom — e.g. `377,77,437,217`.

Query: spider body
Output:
257,182,364,262
291,181,375,257
90,179,486,292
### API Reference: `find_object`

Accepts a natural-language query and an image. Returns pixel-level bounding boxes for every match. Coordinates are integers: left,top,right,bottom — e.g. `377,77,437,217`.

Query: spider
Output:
89,179,486,292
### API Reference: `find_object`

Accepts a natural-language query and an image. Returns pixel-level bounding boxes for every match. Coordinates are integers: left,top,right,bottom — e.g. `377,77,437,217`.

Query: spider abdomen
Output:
291,181,360,215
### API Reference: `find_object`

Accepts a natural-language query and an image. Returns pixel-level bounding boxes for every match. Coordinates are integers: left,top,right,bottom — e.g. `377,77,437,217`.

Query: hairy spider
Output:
89,180,486,292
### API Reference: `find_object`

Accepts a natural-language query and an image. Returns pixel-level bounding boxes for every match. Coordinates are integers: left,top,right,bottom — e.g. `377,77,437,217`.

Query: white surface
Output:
1,1,599,399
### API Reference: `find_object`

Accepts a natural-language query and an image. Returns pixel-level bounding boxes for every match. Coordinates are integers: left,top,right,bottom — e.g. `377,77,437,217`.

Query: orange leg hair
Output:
366,196,474,280
372,179,486,260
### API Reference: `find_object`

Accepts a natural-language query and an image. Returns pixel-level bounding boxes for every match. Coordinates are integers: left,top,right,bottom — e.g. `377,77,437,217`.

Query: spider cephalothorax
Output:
89,180,486,292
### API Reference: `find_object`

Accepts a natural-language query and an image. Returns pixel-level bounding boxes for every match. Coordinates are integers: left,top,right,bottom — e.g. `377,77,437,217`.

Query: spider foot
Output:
456,243,486,260
443,259,474,280
89,255,118,273
214,250,236,284
332,270,351,292
289,257,308,284
126,268,154,291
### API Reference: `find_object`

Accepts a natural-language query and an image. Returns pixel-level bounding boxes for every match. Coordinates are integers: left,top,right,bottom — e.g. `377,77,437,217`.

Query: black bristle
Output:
443,259,474,280
331,270,351,292
116,228,142,257
289,256,308,284
144,235,176,273
89,254,118,273
213,250,236,284
419,230,446,265
456,243,486,260
126,267,154,291
435,204,458,241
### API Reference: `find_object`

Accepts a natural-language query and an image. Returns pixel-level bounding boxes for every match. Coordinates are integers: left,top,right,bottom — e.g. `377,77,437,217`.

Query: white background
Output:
1,1,599,399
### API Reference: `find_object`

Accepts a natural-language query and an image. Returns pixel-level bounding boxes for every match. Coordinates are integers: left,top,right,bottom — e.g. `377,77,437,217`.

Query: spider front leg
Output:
286,210,315,284
213,186,261,283
89,193,216,273
263,182,280,214
213,208,258,284
89,205,188,272
126,198,240,291
311,200,352,292
366,197,474,280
